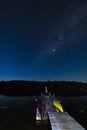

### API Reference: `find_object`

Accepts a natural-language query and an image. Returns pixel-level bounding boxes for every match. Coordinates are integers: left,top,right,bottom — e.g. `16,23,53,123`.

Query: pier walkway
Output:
48,111,85,130
46,98,86,130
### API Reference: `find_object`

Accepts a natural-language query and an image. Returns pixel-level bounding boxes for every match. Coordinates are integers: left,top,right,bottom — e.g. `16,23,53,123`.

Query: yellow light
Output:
52,100,64,112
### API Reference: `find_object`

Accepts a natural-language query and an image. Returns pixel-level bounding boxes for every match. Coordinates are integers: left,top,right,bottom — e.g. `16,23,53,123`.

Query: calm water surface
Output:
0,95,87,130
0,95,51,130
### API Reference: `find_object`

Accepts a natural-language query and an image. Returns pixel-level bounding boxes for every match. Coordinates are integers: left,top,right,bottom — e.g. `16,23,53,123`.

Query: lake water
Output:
0,95,87,130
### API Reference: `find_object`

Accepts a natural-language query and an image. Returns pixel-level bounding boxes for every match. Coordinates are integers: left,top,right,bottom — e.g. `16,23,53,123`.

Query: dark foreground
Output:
0,95,87,130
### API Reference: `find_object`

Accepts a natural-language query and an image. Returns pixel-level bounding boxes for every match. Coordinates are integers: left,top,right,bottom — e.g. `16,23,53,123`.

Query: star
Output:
52,48,56,53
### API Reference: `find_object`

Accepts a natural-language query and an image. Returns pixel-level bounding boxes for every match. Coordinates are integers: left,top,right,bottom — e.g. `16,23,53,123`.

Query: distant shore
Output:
0,80,87,96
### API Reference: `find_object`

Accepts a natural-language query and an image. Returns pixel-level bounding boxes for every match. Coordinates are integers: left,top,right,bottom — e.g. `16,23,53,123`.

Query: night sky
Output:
0,0,87,82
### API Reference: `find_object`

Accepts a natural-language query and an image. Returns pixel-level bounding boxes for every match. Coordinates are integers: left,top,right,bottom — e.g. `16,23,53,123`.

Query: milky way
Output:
32,0,87,63
0,0,87,82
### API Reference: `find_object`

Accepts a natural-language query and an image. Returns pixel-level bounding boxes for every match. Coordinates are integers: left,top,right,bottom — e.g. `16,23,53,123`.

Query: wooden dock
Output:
36,94,86,130
46,98,86,130
48,112,85,130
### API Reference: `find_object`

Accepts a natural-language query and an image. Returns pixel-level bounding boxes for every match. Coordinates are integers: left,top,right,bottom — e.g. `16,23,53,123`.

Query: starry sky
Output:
0,0,87,82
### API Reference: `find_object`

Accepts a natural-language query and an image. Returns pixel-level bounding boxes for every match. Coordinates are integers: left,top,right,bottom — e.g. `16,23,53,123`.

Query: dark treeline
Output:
0,80,87,96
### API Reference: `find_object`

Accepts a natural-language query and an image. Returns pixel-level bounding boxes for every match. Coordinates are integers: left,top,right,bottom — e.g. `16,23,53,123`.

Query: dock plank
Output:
45,98,85,130
48,112,86,130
